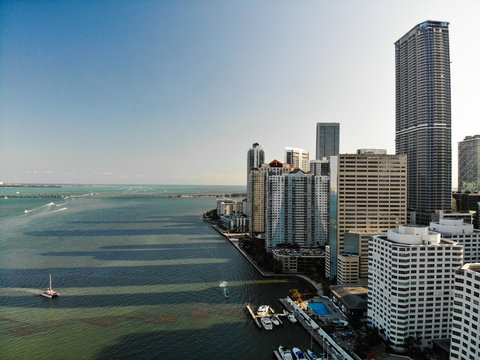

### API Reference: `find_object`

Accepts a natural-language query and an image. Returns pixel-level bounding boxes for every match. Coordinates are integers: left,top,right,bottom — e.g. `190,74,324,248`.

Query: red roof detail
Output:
269,159,283,168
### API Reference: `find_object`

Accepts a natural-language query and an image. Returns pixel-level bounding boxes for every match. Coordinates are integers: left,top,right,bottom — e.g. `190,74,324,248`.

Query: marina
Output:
245,304,287,330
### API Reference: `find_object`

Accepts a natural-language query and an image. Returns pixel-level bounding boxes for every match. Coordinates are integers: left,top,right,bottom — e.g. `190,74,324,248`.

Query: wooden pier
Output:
246,304,262,329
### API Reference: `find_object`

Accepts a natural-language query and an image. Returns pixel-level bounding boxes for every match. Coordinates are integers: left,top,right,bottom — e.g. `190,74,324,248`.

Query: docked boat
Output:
271,316,280,326
40,274,59,298
292,347,306,360
307,349,318,360
260,316,273,330
278,345,294,360
257,305,269,316
288,313,297,323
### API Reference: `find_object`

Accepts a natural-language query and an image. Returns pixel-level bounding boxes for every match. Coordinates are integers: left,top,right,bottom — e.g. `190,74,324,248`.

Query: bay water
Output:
0,185,315,359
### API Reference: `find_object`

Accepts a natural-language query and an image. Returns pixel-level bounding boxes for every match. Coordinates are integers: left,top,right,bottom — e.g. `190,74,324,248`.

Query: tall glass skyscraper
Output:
247,143,265,173
395,20,452,225
316,123,339,160
458,135,480,192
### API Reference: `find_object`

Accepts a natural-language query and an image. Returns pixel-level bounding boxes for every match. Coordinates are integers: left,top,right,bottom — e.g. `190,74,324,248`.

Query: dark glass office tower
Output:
316,123,339,160
395,20,452,224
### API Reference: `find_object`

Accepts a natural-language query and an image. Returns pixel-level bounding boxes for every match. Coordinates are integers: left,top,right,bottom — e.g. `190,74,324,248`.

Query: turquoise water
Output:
1,185,319,359
308,302,332,315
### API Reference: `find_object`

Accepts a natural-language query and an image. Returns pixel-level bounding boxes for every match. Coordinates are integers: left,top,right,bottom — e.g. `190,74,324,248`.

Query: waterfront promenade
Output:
210,225,323,295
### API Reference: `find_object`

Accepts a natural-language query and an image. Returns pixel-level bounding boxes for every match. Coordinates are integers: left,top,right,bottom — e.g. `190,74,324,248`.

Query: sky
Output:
1,0,479,186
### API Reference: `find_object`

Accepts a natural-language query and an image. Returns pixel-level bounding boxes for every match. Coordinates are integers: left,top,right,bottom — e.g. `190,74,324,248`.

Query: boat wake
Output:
7,287,42,295
24,202,56,214
24,202,67,215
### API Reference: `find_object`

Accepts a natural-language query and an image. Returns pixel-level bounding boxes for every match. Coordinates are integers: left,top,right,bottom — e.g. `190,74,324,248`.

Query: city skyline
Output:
1,1,479,185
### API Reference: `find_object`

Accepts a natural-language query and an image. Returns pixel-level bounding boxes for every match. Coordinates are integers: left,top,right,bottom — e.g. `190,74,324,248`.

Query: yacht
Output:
292,347,306,360
278,346,294,360
271,316,280,326
257,305,269,316
287,313,297,323
260,316,273,330
40,274,59,298
307,349,318,360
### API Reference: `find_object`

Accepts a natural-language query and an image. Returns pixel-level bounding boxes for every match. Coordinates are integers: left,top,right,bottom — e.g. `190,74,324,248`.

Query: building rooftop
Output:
272,248,325,257
463,263,480,273
330,285,368,310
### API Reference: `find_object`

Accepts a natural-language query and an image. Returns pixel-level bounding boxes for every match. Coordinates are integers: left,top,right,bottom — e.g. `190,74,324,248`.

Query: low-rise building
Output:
337,253,360,285
272,248,324,274
330,285,368,317
216,198,236,216
219,215,248,232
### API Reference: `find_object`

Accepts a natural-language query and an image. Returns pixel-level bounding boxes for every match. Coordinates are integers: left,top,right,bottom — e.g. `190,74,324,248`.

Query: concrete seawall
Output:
210,224,322,294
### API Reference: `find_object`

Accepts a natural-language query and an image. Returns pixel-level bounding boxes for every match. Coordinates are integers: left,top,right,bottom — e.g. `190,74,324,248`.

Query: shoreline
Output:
209,224,322,295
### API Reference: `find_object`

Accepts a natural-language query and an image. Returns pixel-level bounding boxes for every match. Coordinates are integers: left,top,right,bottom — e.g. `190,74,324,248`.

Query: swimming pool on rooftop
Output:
308,302,332,315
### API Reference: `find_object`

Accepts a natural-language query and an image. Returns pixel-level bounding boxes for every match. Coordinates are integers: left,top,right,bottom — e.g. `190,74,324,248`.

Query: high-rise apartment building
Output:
453,192,480,230
368,226,463,351
316,123,339,160
285,147,309,172
327,151,407,279
430,213,480,263
247,143,265,174
450,263,480,360
395,20,452,225
310,158,330,176
246,143,265,217
247,160,292,234
458,134,480,192
265,169,329,251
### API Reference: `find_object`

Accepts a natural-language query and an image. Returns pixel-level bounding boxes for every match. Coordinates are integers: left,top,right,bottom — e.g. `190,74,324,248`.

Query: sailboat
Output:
40,274,59,298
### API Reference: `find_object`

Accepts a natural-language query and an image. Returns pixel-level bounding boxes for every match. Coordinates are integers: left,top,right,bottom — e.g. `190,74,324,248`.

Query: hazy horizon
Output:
1,0,479,186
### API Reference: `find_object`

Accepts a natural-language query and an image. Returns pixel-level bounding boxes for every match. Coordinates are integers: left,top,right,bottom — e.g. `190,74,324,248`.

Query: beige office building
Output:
327,150,407,280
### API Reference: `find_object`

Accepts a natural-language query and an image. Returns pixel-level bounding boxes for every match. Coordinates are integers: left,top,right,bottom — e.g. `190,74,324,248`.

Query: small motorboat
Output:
292,347,306,360
278,345,294,360
288,313,297,323
271,316,280,326
261,316,273,330
257,305,269,316
223,287,230,299
307,349,318,360
40,274,59,298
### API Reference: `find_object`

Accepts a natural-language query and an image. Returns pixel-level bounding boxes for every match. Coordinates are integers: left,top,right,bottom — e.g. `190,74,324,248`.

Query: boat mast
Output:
49,274,52,290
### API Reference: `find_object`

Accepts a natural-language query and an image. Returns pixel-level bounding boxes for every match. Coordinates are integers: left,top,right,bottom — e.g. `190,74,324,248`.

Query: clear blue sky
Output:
1,0,479,186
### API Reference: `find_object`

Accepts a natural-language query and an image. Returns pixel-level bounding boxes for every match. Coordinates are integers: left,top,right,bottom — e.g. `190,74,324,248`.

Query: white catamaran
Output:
40,274,59,298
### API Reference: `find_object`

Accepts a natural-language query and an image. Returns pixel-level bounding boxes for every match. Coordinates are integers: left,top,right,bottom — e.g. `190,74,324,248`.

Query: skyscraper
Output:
284,147,309,171
458,134,480,192
316,123,339,160
247,143,265,174
326,151,407,279
395,21,452,225
247,160,292,234
265,169,329,250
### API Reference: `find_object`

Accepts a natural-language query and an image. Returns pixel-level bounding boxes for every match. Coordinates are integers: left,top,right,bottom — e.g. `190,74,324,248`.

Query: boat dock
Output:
279,297,355,360
246,304,262,329
246,304,286,329
273,350,282,360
